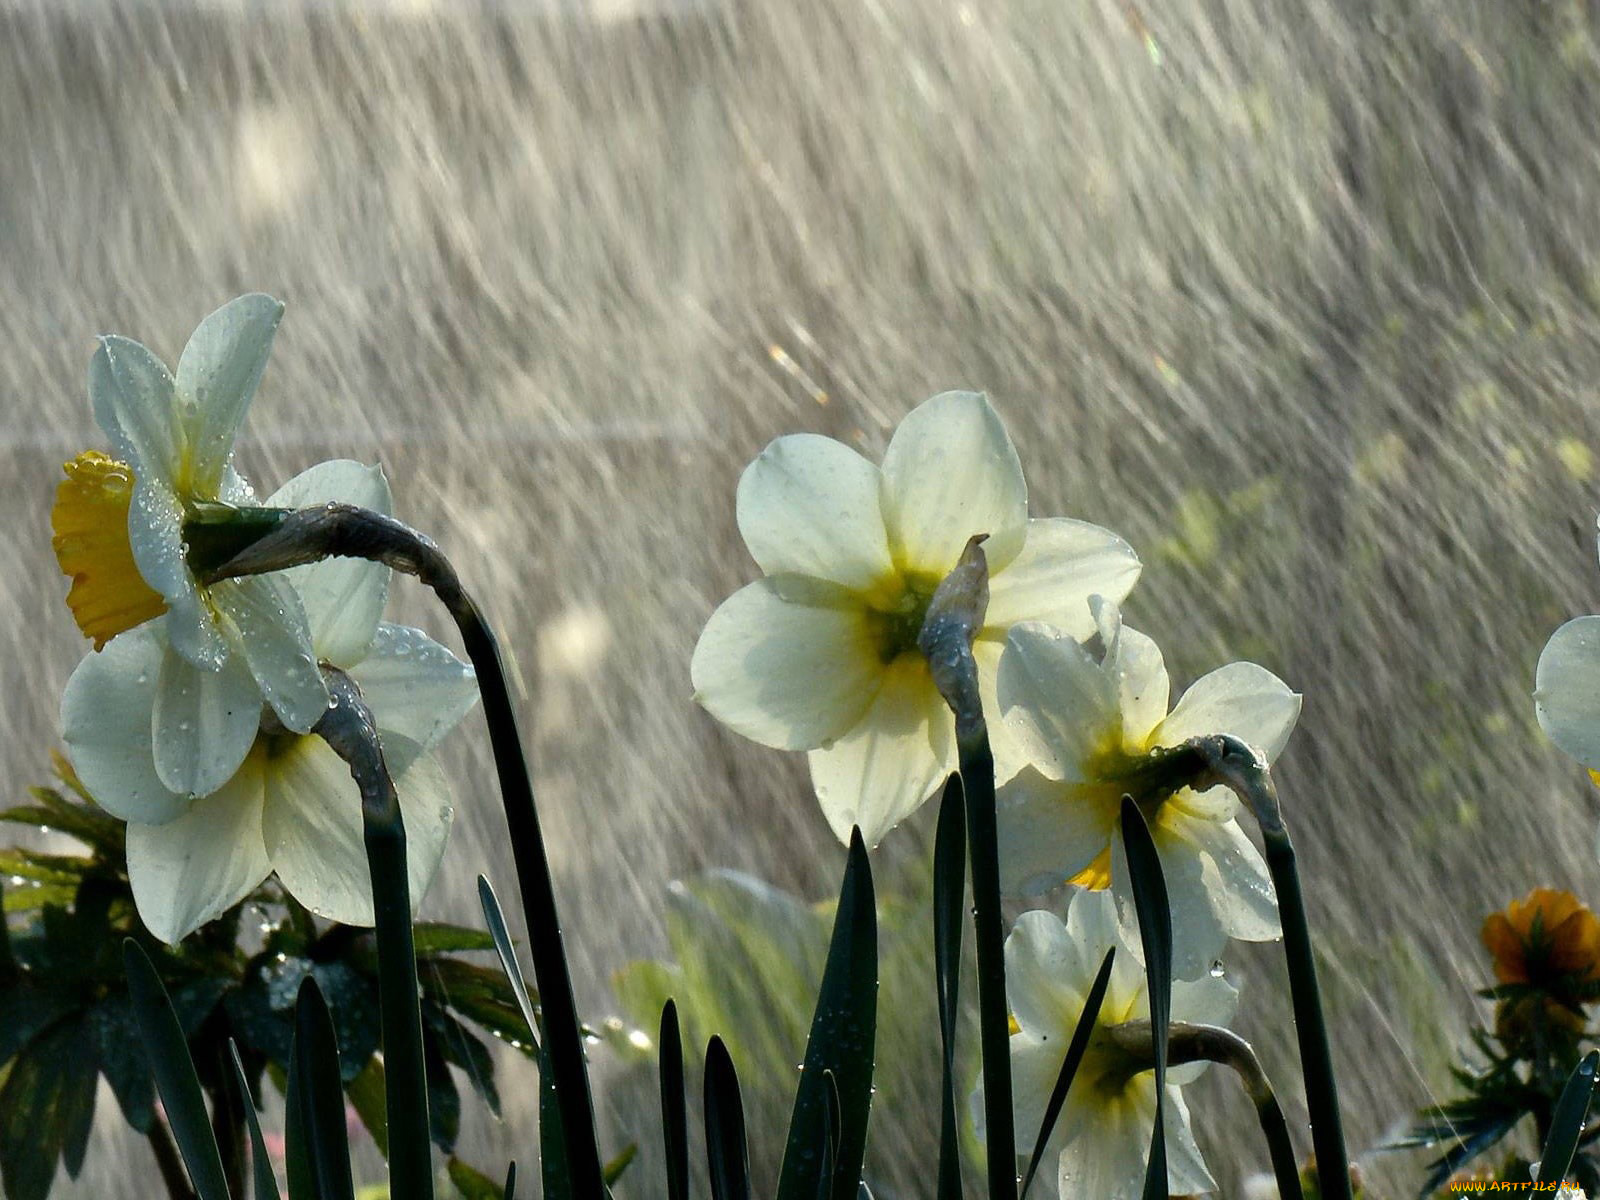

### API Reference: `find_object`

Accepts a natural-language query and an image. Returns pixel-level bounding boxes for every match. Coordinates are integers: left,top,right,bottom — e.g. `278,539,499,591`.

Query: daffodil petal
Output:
266,459,393,667
1005,907,1090,1039
985,519,1141,638
152,641,262,797
61,626,188,824
1162,1089,1217,1195
735,433,896,593
807,653,952,846
263,737,453,926
348,624,478,759
1092,598,1170,749
880,391,1028,576
89,335,180,485
1111,827,1228,982
1186,814,1281,944
128,478,226,668
1536,616,1600,769
212,575,328,734
691,576,883,752
1152,660,1301,762
175,294,284,495
996,767,1115,900
1008,1029,1071,1159
995,622,1119,782
126,749,269,944
1055,1086,1149,1200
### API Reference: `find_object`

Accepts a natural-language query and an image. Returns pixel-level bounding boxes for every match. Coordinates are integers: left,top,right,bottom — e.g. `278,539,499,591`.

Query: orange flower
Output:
1481,887,1600,991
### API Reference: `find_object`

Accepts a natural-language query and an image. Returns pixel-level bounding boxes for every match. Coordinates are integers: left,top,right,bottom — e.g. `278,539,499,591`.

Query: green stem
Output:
146,1115,199,1200
211,503,608,1199
959,725,1018,1200
315,668,433,1200
1193,735,1350,1200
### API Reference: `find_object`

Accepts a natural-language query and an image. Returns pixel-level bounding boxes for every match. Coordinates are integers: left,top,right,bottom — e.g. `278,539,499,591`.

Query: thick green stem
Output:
1191,735,1351,1200
315,668,433,1200
213,503,608,1199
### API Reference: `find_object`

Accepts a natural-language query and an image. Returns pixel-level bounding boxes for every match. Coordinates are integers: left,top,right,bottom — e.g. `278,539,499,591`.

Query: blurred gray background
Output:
6,0,1600,1194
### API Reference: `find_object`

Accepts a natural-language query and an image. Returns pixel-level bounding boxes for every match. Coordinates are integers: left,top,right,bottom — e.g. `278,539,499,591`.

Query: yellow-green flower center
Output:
864,570,944,664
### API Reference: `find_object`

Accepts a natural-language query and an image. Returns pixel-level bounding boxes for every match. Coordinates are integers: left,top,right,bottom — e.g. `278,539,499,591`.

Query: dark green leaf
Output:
777,830,877,1200
446,1157,506,1200
660,1000,689,1200
0,984,77,1066
420,958,536,1053
88,994,156,1132
0,1017,98,1200
1539,1050,1600,1188
1020,948,1116,1198
705,1036,751,1200
476,876,541,1055
171,977,233,1038
229,1040,283,1200
505,1162,517,1200
425,1003,502,1118
602,1143,638,1186
412,924,496,957
1120,796,1171,1200
931,774,965,1200
424,1018,463,1153
539,1038,572,1200
291,977,356,1200
124,939,231,1200
310,962,382,1083
345,1058,390,1160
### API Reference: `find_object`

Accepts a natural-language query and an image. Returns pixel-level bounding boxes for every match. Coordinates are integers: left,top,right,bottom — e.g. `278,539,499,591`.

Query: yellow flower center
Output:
51,451,168,649
864,570,943,664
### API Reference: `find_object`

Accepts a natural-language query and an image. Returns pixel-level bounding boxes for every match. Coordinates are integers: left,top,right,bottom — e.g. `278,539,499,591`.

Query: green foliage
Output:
0,760,527,1200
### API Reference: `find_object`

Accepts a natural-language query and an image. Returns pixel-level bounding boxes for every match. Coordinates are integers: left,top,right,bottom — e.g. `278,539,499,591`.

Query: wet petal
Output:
266,459,393,667
985,519,1141,638
175,294,284,495
263,736,453,926
995,622,1119,781
880,391,1028,576
1005,908,1090,1038
1163,1089,1218,1195
127,478,226,668
1055,1087,1149,1200
1536,616,1600,769
1111,825,1229,982
89,335,180,484
1153,661,1301,762
152,641,262,798
1186,814,1281,944
349,624,478,758
61,626,188,824
996,766,1116,900
126,748,269,944
213,575,328,733
735,433,896,594
807,653,953,846
691,576,884,751
1009,1029,1072,1159
1092,598,1170,749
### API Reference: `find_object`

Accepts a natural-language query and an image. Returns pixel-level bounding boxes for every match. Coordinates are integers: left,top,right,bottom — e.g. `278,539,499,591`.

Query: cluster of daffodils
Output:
692,391,1300,1196
52,296,478,943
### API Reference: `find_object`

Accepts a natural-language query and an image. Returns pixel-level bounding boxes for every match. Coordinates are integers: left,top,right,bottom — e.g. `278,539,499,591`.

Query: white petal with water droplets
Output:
175,294,283,495
151,641,261,798
266,459,393,667
212,575,328,734
1153,661,1301,763
349,624,478,759
127,478,225,668
127,749,269,944
880,391,1029,576
89,335,180,485
1536,616,1600,769
996,622,1119,781
61,626,188,824
985,519,1141,638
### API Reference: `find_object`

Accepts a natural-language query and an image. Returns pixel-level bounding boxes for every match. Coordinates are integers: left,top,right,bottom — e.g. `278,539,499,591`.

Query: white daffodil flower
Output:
690,391,1141,847
51,294,331,799
995,598,1299,979
60,460,480,944
972,892,1237,1200
1536,614,1600,778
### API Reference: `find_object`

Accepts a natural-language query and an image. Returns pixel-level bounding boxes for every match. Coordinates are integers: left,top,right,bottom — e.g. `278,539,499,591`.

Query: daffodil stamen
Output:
51,450,168,648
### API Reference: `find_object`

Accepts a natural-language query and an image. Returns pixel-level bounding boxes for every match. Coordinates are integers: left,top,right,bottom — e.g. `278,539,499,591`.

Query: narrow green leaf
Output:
423,1019,463,1153
505,1161,517,1200
602,1144,638,1186
659,1000,690,1200
445,1157,507,1200
123,939,231,1200
705,1036,751,1200
931,774,965,1200
284,1022,314,1200
957,724,1018,1200
777,828,877,1200
292,977,356,1200
1020,947,1116,1198
538,1037,573,1200
345,1059,390,1160
477,876,541,1055
228,1041,283,1200
411,924,496,957
1120,796,1170,1200
1539,1050,1600,1187
816,1070,840,1200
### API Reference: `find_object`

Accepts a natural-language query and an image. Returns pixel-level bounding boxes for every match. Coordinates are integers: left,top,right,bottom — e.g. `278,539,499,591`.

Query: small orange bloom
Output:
1482,887,1600,991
